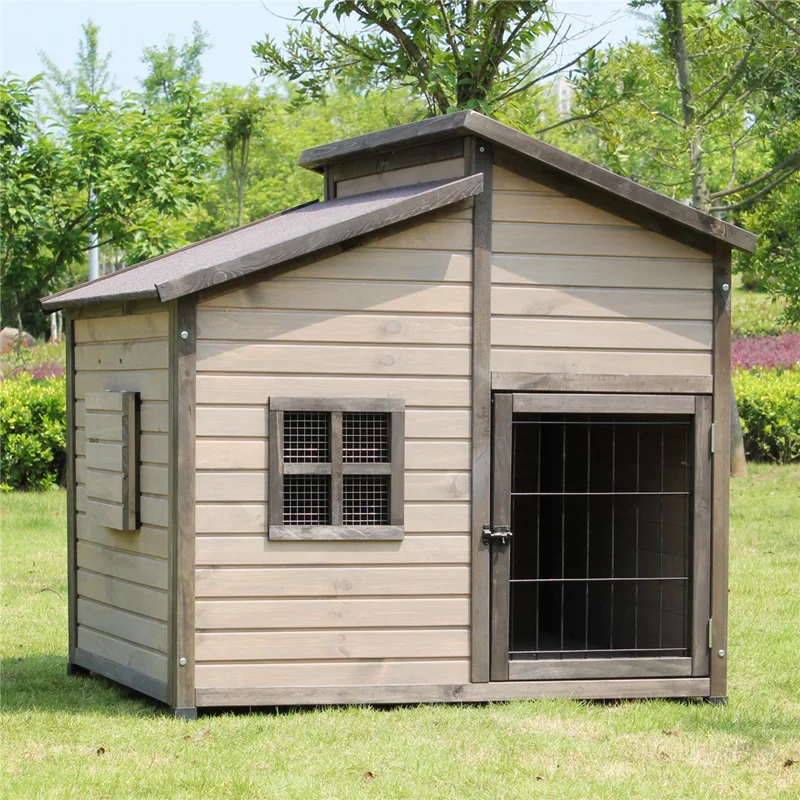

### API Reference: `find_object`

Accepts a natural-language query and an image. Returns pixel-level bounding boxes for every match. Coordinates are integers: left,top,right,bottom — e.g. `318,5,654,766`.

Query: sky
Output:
1,0,644,91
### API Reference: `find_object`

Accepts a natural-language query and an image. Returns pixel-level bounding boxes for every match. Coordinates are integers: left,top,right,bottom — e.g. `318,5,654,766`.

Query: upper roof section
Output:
41,175,482,311
300,110,757,254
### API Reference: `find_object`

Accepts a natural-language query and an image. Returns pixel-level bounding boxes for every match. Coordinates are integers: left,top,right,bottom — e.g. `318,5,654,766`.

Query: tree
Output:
140,21,210,105
39,20,116,124
253,1,602,119
0,75,217,336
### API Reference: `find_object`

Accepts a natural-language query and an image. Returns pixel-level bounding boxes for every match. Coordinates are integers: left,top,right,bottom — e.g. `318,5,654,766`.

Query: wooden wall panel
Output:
336,157,466,198
489,169,714,378
195,217,473,690
72,308,170,688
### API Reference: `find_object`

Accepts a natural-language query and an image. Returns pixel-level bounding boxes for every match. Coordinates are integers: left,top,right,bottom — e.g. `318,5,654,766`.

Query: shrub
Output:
731,289,793,339
732,332,800,370
0,340,66,381
0,374,66,489
733,367,800,464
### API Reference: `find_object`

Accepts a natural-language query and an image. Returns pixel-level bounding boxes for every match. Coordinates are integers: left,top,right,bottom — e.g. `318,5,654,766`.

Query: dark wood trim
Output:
330,138,466,182
120,392,140,531
196,677,711,707
65,314,78,671
330,411,343,525
390,408,405,527
510,392,695,415
298,109,755,253
49,299,163,319
269,525,404,541
268,409,284,528
169,296,197,714
74,647,169,704
156,175,484,302
710,244,732,698
490,392,512,682
269,397,404,412
469,137,493,683
283,462,333,475
693,395,713,678
492,372,713,395
324,167,336,201
508,657,692,681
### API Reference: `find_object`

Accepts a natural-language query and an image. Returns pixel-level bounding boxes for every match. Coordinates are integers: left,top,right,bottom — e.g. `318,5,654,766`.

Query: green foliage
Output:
0,340,66,380
732,283,793,339
733,367,800,463
0,374,66,490
140,21,210,105
253,1,583,119
0,73,217,335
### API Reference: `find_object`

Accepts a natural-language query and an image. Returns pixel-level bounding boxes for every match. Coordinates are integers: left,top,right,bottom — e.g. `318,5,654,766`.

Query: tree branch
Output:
710,145,800,199
752,0,800,36
640,101,682,127
698,40,754,121
710,166,798,213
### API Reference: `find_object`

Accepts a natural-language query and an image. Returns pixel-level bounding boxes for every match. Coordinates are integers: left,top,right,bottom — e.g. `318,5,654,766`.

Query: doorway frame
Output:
490,391,712,682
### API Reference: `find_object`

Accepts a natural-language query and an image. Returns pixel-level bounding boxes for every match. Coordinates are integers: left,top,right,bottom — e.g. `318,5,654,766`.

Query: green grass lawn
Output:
2,466,799,799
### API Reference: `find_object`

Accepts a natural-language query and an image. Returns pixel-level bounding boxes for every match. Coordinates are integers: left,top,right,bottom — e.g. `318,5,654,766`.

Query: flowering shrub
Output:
733,367,800,463
731,333,800,370
0,341,66,381
0,374,66,489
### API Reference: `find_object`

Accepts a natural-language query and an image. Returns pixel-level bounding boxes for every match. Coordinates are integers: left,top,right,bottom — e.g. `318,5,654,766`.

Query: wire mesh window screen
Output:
343,413,389,463
283,474,330,525
283,412,329,463
343,475,390,525
508,413,693,661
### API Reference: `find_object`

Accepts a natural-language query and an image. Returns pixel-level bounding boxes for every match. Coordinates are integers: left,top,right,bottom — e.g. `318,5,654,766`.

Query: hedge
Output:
0,374,66,490
733,367,800,464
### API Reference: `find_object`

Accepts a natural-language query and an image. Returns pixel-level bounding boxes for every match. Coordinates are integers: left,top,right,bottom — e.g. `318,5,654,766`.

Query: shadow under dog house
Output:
42,111,757,718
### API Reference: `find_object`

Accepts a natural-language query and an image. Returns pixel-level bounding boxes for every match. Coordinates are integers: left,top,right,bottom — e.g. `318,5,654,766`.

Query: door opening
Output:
509,413,692,661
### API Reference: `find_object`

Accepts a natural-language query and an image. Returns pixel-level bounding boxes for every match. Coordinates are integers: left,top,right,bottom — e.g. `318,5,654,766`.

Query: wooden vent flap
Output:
85,391,140,530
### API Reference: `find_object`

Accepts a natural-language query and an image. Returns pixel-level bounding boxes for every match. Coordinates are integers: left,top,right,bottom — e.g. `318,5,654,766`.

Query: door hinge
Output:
482,523,513,545
708,618,713,649
710,423,716,454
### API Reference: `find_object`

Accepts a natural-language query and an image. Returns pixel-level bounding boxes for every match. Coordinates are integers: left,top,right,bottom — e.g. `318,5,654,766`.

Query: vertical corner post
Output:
324,167,336,202
710,243,732,697
169,296,197,713
467,136,494,683
65,313,78,670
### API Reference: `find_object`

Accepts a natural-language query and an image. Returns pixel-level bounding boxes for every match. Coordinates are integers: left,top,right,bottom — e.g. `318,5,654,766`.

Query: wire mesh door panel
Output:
490,394,707,682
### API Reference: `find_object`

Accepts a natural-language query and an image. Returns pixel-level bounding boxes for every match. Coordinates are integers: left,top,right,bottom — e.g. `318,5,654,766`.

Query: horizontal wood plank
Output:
77,515,168,558
491,348,712,377
491,317,712,351
196,342,470,376
491,254,712,290
491,286,712,321
269,525,404,541
75,372,169,402
78,570,168,620
74,312,169,343
196,678,711,706
493,167,562,193
508,657,692,680
77,542,168,590
361,220,473,252
85,412,124,443
491,372,713,394
195,502,470,534
195,659,471,689
200,279,471,314
493,222,709,260
195,565,470,598
85,392,125,412
510,392,696,415
336,157,466,198
197,310,471,345
195,534,470,566
87,499,126,530
77,401,168,433
195,628,469,661
75,339,169,371
493,191,639,226
196,375,470,407
73,647,168,702
78,598,168,652
195,596,469,630
77,626,167,682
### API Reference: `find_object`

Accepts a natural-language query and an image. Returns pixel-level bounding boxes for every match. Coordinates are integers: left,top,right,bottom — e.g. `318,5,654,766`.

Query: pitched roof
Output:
41,175,483,311
300,110,757,254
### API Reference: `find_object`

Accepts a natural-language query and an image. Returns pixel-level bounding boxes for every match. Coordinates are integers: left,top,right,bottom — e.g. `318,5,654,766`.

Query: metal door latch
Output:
482,524,513,545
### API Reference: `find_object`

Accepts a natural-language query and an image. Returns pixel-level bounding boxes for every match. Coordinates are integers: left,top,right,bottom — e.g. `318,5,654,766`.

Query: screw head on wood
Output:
718,649,726,658
479,146,485,152
179,657,188,666
722,283,730,292
180,330,189,340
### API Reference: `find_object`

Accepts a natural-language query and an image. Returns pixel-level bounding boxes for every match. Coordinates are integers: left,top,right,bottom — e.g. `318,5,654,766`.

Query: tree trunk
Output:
663,0,747,478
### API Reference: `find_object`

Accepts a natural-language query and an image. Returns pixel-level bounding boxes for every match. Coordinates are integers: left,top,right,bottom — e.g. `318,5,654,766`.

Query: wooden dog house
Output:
42,111,756,718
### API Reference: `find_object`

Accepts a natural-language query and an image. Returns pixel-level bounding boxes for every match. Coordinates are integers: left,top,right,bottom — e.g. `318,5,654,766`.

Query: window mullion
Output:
330,411,343,525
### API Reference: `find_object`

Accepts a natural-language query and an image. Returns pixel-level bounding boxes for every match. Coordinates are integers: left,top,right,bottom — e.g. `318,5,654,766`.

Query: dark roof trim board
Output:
41,175,483,311
299,110,757,254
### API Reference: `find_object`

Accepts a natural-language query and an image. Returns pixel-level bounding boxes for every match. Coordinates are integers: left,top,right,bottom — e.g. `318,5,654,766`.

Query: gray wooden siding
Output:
490,167,714,376
335,158,466,198
73,311,170,684
195,213,472,690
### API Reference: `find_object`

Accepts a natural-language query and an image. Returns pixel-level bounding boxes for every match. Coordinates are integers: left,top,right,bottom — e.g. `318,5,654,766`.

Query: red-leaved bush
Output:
731,333,800,370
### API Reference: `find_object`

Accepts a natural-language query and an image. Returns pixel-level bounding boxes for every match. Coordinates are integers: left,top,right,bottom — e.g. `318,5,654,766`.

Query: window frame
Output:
268,397,405,540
